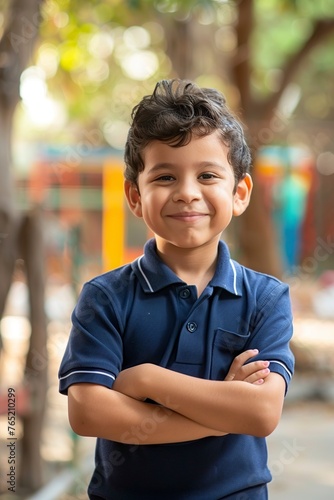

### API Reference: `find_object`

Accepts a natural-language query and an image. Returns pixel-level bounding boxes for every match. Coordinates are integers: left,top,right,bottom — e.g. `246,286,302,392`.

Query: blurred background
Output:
0,0,333,498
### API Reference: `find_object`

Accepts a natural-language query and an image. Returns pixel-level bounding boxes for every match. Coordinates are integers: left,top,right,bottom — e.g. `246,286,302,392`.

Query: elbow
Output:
247,374,285,437
252,404,281,438
68,388,95,437
68,414,85,437
68,402,90,437
253,419,278,438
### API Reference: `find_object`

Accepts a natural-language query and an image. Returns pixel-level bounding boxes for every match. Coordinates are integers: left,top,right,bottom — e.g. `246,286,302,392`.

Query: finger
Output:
233,349,259,366
224,349,259,381
244,367,270,384
231,360,269,381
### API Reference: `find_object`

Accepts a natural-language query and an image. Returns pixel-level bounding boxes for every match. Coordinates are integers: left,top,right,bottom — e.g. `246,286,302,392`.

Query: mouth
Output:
167,212,208,222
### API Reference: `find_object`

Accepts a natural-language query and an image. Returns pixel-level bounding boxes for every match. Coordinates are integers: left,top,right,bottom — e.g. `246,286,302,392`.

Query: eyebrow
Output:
147,161,229,174
147,163,175,174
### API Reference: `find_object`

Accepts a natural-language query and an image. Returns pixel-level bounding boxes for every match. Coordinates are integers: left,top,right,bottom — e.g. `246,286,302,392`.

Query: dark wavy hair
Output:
124,79,251,187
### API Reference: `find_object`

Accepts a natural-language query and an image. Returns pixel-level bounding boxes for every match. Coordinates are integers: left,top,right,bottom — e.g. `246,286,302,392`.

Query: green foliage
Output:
13,0,334,141
252,0,334,114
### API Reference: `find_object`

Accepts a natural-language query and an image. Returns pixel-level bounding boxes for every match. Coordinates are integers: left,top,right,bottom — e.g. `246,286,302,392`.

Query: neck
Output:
155,238,220,295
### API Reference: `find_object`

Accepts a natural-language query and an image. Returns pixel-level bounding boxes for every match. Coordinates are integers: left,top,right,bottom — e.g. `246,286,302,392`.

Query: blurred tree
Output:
0,0,47,492
233,0,334,275
22,0,333,276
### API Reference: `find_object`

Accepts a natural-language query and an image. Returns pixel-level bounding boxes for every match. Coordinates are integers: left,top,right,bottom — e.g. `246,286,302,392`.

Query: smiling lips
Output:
167,212,208,222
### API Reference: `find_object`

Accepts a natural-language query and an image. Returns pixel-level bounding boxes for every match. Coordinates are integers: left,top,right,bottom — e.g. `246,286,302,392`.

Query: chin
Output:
169,239,210,250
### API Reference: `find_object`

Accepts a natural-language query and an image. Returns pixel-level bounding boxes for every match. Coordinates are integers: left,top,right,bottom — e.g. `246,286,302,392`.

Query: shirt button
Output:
180,288,191,299
186,322,197,333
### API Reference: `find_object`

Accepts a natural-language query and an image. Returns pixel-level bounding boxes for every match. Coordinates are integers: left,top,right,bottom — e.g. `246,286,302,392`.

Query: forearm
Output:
137,365,285,437
68,383,225,445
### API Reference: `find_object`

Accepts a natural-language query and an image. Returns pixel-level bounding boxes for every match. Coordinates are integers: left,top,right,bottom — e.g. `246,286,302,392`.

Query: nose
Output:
172,178,201,203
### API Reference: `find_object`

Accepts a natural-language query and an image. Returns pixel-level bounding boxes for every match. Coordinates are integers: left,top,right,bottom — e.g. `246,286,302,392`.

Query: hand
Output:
224,349,270,385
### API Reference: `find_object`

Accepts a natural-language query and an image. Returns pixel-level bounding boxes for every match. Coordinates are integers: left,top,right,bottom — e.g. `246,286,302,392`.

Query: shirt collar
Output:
132,239,183,292
132,238,241,296
210,240,242,296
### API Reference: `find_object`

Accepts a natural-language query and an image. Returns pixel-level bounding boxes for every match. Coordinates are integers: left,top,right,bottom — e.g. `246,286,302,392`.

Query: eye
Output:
155,175,175,182
199,172,219,180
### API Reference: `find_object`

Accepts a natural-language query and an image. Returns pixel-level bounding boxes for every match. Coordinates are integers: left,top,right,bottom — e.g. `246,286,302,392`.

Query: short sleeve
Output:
58,282,124,395
246,282,294,393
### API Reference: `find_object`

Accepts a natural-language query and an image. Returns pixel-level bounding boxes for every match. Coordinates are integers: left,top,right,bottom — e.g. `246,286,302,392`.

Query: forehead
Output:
142,131,230,166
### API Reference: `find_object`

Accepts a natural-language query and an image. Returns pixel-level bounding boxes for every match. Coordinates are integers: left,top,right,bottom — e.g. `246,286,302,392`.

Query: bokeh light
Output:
121,50,159,81
20,66,66,128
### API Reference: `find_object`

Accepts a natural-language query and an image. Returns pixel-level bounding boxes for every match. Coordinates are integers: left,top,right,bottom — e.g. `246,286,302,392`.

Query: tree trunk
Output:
0,0,47,492
0,71,19,322
163,17,197,80
0,98,20,353
0,0,45,321
19,209,48,491
236,173,283,277
232,2,334,277
230,0,282,276
0,213,19,317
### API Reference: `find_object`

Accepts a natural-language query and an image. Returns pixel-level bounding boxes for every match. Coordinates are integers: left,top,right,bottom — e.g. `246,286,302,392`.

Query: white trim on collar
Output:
229,259,238,295
137,255,154,292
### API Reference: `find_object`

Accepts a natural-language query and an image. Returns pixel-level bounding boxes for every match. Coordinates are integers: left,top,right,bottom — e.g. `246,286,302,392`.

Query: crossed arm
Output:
68,350,285,444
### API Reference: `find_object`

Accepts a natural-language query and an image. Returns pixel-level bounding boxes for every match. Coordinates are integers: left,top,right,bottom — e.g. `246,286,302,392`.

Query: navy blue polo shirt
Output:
59,239,294,500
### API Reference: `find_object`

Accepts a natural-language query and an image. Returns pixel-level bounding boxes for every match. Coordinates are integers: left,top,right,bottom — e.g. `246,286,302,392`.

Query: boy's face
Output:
125,131,252,252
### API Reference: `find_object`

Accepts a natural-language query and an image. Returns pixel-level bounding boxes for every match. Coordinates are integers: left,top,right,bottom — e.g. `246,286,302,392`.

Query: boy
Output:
59,79,294,499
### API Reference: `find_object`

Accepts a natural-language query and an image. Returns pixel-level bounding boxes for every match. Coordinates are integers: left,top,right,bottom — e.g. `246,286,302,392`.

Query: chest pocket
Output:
210,328,250,380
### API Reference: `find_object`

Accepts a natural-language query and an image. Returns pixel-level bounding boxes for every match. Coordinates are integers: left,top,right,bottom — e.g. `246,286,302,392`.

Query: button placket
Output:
173,288,210,365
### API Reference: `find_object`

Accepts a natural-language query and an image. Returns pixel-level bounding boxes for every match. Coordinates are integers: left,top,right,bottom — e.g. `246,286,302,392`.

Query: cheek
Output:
146,189,168,208
140,193,161,219
208,187,233,208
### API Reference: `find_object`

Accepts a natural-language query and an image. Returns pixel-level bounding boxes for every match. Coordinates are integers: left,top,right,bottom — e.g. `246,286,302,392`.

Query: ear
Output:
233,174,253,216
124,180,143,218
